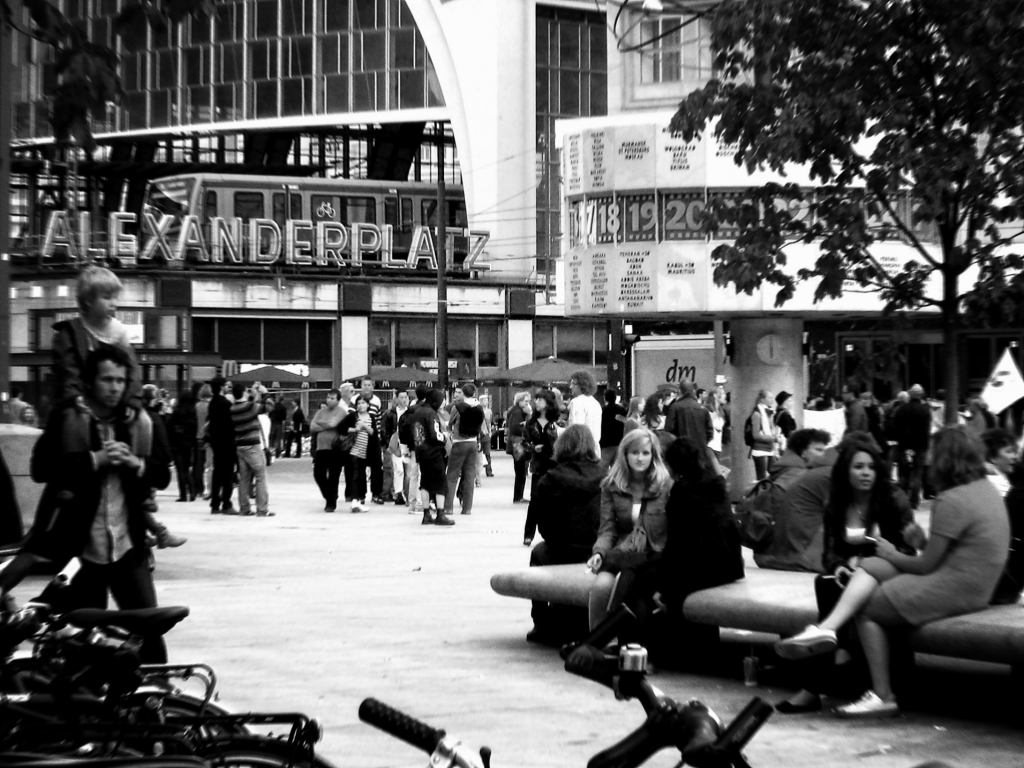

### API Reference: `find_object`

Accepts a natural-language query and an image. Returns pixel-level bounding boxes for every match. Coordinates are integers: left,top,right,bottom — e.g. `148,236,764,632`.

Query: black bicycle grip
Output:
358,697,446,755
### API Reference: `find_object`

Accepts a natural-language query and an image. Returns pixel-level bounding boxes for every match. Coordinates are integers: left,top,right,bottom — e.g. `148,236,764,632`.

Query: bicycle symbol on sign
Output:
316,201,336,219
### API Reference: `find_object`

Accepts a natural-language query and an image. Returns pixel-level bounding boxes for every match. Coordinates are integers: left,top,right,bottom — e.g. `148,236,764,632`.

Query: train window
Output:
233,191,264,221
342,196,376,225
204,190,217,221
290,193,302,218
311,194,340,222
402,198,414,230
421,199,467,229
384,197,398,228
272,192,287,228
144,177,195,218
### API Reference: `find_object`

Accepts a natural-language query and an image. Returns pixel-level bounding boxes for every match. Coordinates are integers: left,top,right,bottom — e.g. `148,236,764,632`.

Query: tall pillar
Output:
728,318,805,500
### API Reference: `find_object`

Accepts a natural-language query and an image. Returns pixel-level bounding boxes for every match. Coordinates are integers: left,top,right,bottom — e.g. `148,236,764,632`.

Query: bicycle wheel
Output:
197,736,336,768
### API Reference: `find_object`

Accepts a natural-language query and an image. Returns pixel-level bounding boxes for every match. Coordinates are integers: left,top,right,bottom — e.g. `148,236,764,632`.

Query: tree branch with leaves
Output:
670,0,1024,422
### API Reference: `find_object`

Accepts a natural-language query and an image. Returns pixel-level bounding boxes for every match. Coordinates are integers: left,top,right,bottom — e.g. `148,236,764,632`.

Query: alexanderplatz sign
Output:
31,211,491,272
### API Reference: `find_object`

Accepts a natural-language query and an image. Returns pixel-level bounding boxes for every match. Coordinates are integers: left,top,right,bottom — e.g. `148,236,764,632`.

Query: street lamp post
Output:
436,123,448,394
0,21,13,420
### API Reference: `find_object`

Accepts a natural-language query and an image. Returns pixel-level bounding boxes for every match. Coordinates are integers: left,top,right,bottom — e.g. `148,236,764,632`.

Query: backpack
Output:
743,410,757,448
733,476,784,552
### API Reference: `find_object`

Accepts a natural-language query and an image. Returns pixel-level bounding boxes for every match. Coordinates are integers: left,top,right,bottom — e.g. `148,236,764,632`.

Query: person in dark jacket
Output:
0,345,172,662
523,425,603,645
774,391,798,441
166,391,198,502
663,380,713,451
505,392,532,504
600,389,627,467
891,384,932,509
206,376,236,514
412,389,452,526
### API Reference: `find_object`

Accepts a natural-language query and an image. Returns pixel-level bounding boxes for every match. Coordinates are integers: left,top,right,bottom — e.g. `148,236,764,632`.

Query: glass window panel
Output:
534,322,554,360
204,190,217,221
143,314,178,349
221,43,243,82
353,0,376,29
396,320,434,365
158,50,175,88
255,79,278,118
478,322,499,367
590,74,607,115
448,321,475,362
559,70,580,114
384,197,398,227
184,49,203,85
320,35,340,74
151,90,169,125
219,319,261,360
290,37,313,77
559,25,580,68
325,74,348,112
272,193,287,228
309,321,333,366
282,77,304,115
256,0,278,37
536,70,548,116
234,192,265,221
193,318,216,354
536,19,549,66
399,69,424,109
352,72,375,111
392,29,414,68
215,4,235,42
190,86,210,121
557,324,593,365
324,0,349,31
370,319,393,366
191,16,211,44
363,30,386,71
264,320,306,362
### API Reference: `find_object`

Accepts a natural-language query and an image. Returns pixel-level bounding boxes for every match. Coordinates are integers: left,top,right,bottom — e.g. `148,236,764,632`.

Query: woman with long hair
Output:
777,433,919,714
526,389,561,500
776,427,1010,717
166,390,198,502
585,428,673,629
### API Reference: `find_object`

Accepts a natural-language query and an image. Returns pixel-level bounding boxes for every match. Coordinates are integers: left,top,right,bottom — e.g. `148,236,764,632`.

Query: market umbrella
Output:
349,366,438,387
486,357,607,385
230,365,310,385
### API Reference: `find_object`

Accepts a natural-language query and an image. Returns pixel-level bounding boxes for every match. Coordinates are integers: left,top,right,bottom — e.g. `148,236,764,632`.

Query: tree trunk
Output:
942,270,960,425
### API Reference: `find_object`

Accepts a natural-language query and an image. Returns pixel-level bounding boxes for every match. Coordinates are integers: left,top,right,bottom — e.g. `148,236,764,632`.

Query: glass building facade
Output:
12,0,444,139
535,6,607,285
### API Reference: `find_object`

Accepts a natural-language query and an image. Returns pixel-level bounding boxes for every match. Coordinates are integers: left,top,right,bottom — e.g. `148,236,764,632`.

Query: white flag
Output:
982,348,1024,414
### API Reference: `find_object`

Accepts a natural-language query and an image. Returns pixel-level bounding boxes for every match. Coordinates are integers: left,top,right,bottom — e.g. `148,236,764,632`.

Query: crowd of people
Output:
1,263,1021,725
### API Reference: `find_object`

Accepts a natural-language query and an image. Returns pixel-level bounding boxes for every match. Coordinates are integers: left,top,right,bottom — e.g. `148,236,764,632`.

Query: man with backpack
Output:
444,383,486,517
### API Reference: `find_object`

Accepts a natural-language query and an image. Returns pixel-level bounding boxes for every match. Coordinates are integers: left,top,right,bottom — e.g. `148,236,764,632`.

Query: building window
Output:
638,15,714,83
192,318,333,365
534,321,555,360
478,322,500,367
370,319,393,366
396,319,434,365
309,321,334,366
448,321,476,367
193,317,216,353
264,320,306,362
557,323,593,365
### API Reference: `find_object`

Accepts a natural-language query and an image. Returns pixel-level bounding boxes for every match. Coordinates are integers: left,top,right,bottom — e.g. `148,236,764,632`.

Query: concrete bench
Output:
490,565,1024,673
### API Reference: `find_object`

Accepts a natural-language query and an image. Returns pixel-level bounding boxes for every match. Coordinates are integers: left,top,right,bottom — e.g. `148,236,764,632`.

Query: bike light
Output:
619,644,648,673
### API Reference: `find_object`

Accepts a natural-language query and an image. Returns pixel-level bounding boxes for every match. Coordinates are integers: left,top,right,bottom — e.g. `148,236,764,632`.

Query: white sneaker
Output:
774,625,838,660
835,690,899,718
350,502,362,513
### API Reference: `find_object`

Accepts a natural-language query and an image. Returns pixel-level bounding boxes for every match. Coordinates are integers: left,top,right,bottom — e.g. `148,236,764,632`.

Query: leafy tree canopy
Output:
670,0,1024,417
1,0,216,151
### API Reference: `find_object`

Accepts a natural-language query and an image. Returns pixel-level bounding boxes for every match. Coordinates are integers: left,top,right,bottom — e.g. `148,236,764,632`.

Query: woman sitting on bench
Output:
776,427,1010,718
586,429,672,630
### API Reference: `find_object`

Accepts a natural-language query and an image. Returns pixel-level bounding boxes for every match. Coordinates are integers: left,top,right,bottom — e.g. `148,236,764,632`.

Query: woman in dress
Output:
776,427,1010,717
586,428,673,630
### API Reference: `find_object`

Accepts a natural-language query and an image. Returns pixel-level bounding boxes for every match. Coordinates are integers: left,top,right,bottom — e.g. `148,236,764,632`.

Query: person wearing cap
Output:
775,391,797,447
663,380,713,453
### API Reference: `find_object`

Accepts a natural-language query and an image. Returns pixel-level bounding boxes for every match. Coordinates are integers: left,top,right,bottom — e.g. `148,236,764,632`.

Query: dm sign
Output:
37,211,491,272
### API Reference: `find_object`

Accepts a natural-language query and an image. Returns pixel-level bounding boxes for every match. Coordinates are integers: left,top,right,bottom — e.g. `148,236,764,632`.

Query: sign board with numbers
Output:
557,113,943,317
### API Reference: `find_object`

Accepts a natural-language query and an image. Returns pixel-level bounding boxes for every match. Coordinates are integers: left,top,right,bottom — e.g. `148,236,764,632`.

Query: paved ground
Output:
9,453,1024,768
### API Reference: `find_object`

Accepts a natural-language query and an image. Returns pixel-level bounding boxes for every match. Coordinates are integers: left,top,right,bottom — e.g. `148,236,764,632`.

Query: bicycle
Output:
358,639,772,768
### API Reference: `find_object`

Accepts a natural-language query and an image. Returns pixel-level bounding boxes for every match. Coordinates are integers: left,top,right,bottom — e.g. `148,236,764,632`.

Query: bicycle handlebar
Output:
358,697,446,755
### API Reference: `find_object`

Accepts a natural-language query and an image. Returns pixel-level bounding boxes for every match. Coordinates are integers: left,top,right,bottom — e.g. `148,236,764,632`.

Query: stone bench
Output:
490,565,1024,673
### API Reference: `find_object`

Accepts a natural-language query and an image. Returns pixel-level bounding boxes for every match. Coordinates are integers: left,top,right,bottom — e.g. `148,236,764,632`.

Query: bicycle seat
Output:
63,606,190,636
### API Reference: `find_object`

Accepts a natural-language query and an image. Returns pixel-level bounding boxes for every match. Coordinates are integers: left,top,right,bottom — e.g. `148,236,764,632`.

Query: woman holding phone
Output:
776,432,921,714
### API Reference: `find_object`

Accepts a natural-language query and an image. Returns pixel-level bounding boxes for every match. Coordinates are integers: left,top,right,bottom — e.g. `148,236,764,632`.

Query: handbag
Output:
510,435,528,462
332,432,356,453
